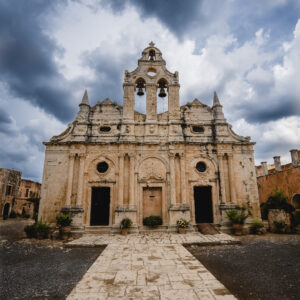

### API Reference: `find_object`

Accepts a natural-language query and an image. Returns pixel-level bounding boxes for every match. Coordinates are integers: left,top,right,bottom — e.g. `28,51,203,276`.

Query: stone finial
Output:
290,149,299,167
213,91,221,107
80,89,89,106
261,162,268,176
149,41,155,47
273,156,282,172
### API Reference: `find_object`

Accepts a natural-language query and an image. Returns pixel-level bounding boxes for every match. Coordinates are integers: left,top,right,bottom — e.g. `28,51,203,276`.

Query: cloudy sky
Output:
0,0,300,182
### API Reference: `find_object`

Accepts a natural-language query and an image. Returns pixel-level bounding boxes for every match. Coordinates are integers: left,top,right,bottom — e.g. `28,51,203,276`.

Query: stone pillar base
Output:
114,206,138,232
168,205,190,226
61,206,84,230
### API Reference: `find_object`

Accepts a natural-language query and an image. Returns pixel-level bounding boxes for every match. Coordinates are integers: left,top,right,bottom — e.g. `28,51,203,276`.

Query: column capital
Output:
168,152,176,158
128,152,135,158
118,153,125,158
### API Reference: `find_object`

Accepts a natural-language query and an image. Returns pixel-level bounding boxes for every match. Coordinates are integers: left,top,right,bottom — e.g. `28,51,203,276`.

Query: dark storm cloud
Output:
80,48,138,105
102,0,203,37
0,108,12,125
0,0,75,122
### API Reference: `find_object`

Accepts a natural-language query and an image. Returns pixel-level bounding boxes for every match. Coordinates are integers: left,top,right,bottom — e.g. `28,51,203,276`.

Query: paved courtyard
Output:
67,232,238,299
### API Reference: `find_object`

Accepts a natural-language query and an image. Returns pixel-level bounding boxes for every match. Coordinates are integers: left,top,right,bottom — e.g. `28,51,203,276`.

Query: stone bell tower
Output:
121,42,183,142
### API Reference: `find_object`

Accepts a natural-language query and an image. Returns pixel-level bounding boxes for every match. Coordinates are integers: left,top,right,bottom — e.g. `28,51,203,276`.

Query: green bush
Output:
120,218,132,229
226,206,251,225
274,220,287,233
143,216,162,227
24,221,50,239
250,218,264,233
24,223,37,238
260,189,295,219
56,214,72,227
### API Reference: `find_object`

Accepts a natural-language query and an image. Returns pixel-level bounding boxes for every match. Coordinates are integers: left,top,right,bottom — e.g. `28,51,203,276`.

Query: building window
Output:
25,188,29,197
192,126,204,133
6,185,12,196
196,162,206,172
100,126,111,132
97,161,109,173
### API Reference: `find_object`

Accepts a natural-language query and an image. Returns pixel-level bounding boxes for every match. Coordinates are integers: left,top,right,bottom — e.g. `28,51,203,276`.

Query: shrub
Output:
176,219,189,228
24,221,51,239
36,221,51,238
9,211,17,218
56,214,72,227
24,223,37,238
226,206,251,225
260,189,295,219
273,220,287,233
143,216,162,227
250,218,264,233
120,218,132,229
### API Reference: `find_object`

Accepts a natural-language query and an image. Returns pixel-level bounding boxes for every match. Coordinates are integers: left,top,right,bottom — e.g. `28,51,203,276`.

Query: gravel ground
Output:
0,219,104,300
186,234,300,300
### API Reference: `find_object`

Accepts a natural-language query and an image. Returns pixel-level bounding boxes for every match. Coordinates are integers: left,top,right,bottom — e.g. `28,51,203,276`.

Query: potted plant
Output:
143,216,162,228
56,213,72,240
250,218,264,234
226,205,251,235
176,219,189,234
120,218,132,235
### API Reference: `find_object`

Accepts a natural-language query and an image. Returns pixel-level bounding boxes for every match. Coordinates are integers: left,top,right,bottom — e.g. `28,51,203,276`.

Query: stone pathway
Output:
66,233,238,300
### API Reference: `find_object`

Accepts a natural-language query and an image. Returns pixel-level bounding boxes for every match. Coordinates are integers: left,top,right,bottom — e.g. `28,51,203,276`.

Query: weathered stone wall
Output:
257,167,300,204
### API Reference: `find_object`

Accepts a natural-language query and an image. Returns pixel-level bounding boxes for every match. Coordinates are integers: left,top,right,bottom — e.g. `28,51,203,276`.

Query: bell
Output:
158,87,167,98
137,87,144,96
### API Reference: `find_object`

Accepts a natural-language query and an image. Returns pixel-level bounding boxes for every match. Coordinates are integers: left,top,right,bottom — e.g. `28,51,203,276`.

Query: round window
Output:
196,162,206,172
97,161,109,173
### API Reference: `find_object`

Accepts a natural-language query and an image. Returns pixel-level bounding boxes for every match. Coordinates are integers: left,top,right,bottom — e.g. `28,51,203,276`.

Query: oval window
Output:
192,126,204,133
97,161,109,173
147,68,157,77
196,162,206,172
100,126,111,132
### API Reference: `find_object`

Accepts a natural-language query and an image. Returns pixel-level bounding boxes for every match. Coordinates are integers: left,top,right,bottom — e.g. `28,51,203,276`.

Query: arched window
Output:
157,78,168,114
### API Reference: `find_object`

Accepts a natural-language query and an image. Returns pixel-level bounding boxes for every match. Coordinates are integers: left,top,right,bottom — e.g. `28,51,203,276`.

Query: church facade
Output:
38,43,260,232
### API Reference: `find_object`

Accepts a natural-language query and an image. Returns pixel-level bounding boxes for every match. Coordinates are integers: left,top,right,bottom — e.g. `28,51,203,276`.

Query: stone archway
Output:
3,203,10,220
292,194,300,210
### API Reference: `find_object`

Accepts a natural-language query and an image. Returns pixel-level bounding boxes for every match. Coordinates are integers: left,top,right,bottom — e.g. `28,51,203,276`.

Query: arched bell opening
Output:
148,49,156,61
134,78,146,114
157,78,168,114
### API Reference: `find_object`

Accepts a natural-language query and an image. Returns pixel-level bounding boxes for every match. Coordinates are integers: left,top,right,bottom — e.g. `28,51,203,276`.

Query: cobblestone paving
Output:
67,233,237,300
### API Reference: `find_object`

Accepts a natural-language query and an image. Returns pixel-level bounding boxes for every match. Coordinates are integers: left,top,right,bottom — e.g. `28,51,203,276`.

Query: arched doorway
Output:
292,194,300,210
3,203,10,220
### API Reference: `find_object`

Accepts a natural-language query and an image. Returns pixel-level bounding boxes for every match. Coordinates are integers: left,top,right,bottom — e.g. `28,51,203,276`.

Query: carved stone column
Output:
179,153,186,204
168,84,180,120
217,154,226,204
169,152,176,206
129,153,135,208
123,83,135,120
146,84,157,121
228,154,236,204
76,154,85,207
65,153,75,207
118,153,125,207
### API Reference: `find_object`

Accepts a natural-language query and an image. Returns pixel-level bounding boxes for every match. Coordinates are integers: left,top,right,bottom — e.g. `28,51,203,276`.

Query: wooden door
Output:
143,187,162,219
90,187,110,226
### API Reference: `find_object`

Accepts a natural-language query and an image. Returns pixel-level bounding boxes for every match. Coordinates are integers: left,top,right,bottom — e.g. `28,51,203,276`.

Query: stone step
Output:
85,226,112,234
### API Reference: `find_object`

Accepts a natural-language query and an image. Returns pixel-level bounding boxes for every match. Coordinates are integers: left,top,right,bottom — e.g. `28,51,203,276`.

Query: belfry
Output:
38,42,260,232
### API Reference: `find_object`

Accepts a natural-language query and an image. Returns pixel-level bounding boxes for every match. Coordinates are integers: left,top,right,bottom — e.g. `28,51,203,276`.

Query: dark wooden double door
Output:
90,187,110,226
194,186,213,223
